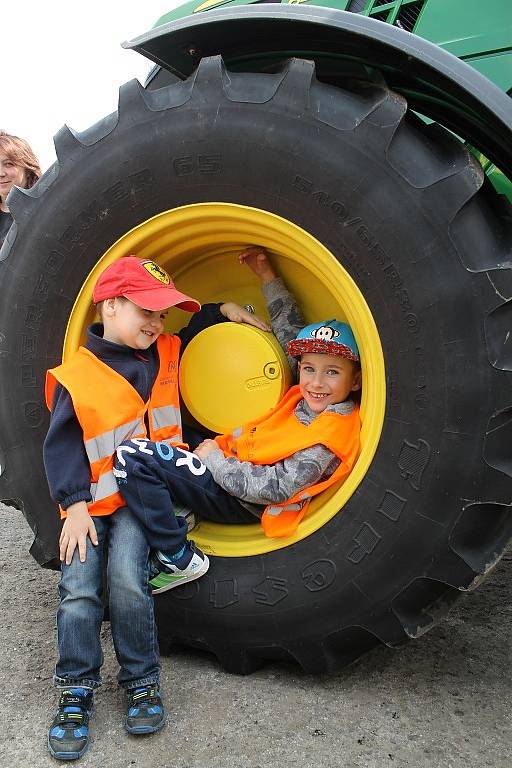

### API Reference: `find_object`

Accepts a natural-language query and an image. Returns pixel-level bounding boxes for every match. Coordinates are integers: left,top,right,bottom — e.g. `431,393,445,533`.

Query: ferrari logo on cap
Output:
141,261,171,285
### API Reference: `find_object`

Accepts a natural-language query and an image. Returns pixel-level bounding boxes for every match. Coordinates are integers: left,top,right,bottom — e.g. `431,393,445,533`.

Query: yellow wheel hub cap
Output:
179,323,292,434
65,202,386,557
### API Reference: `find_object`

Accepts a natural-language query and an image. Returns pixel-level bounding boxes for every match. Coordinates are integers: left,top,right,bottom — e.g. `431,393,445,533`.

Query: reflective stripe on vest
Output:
261,500,311,538
151,405,182,433
265,501,304,516
85,419,144,464
90,469,120,503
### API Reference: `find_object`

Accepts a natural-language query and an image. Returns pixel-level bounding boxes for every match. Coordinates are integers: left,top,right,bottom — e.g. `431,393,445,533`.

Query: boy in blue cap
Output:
114,247,361,581
192,247,362,538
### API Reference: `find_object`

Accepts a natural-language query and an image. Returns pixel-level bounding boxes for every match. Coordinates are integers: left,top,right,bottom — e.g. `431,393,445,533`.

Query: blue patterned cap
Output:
286,320,359,361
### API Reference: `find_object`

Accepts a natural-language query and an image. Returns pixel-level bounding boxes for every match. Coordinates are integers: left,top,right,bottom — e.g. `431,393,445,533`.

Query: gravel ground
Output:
0,500,510,768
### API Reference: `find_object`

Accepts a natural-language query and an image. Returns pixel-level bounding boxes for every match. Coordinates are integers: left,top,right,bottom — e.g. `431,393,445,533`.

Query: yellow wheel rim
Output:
64,202,386,557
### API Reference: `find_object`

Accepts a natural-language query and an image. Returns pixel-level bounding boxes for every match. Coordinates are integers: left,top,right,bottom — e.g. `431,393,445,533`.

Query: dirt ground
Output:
0,500,510,768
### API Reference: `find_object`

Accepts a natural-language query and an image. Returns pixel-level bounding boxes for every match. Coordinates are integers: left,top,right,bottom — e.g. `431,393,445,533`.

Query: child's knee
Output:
114,438,153,474
115,440,136,464
114,440,157,488
113,441,137,486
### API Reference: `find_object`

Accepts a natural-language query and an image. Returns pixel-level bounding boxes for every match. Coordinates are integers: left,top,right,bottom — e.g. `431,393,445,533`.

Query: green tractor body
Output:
1,0,511,673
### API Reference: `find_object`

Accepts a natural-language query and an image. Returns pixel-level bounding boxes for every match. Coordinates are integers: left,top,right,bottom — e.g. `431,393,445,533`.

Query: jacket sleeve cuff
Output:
205,303,226,322
202,449,228,476
60,490,92,510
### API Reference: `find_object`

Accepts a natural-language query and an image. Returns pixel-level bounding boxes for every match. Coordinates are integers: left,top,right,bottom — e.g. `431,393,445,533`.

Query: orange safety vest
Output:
45,334,185,518
215,385,360,538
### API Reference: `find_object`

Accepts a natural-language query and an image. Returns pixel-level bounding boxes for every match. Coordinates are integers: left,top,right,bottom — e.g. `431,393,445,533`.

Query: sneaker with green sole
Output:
149,540,209,594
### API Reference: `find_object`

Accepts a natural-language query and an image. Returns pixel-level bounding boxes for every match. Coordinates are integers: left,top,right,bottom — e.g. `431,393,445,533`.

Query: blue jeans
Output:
54,506,159,690
114,439,259,554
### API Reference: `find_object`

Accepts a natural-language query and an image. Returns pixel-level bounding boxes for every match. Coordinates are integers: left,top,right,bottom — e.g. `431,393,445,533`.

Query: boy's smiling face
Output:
298,352,361,414
101,297,168,349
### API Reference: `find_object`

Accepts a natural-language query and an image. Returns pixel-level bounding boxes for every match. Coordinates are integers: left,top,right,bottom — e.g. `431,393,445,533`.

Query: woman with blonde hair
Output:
0,131,41,248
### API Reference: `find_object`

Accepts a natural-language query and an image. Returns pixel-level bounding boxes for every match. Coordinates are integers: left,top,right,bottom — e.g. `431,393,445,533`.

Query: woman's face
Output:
0,153,27,202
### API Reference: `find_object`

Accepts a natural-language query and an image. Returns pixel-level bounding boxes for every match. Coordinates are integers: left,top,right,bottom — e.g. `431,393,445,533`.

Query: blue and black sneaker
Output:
48,687,93,761
125,685,165,734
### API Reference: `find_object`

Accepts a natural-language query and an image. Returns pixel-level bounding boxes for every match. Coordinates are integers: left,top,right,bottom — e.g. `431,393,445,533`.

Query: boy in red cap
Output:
43,255,269,761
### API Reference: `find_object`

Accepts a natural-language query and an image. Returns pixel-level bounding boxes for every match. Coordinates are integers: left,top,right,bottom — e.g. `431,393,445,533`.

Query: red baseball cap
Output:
92,256,201,312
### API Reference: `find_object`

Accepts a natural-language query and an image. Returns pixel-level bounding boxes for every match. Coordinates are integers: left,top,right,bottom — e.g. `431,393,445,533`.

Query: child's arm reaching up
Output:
239,246,305,375
238,246,278,284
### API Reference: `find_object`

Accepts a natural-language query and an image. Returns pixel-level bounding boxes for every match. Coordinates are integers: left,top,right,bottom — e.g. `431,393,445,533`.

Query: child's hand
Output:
220,302,271,332
59,501,98,565
193,439,221,461
239,246,277,284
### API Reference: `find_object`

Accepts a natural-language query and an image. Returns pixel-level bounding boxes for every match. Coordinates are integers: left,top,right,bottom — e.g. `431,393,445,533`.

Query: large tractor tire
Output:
1,56,511,673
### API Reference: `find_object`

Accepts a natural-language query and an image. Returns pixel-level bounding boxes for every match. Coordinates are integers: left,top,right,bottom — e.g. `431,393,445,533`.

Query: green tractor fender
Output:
1,2,511,674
